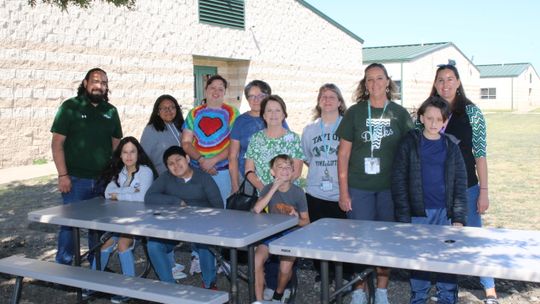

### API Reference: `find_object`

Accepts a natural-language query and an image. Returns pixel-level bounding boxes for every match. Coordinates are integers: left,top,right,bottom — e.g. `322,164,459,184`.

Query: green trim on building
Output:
297,0,364,43
199,0,245,30
363,42,452,63
477,63,532,78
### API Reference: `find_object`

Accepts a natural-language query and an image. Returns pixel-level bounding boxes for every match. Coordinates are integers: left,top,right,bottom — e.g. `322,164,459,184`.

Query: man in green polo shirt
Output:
51,68,123,265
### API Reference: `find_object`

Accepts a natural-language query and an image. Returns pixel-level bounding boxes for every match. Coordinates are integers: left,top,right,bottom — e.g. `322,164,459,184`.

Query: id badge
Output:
320,169,333,191
364,157,380,175
320,180,333,192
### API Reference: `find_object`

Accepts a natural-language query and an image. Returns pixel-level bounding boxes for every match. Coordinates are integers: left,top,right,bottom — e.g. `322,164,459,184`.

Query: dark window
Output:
199,0,245,29
480,88,496,99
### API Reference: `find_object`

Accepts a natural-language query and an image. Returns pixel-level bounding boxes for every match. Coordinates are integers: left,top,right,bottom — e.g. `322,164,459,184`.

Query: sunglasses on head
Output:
437,59,456,68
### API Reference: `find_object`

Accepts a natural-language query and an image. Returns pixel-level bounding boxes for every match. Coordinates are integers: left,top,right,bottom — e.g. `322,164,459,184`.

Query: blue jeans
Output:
212,169,231,208
347,188,394,221
56,176,100,265
410,209,457,304
147,238,216,287
466,185,495,290
91,235,136,277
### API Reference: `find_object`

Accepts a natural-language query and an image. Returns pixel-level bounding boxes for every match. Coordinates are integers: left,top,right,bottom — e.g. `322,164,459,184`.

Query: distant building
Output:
363,42,480,110
0,0,363,168
477,63,540,111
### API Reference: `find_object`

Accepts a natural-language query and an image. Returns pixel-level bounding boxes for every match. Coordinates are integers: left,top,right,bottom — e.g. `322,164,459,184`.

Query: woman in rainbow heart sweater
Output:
182,74,239,208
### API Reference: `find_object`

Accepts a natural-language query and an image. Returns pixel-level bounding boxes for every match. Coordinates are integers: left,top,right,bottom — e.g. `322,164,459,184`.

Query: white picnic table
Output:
269,218,540,303
28,198,298,303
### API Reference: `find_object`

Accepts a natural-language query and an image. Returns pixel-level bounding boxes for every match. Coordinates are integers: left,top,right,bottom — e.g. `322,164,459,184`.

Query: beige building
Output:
476,63,540,111
0,0,364,168
363,42,480,111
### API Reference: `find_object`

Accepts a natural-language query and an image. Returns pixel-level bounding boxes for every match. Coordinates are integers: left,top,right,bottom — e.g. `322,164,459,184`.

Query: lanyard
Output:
319,116,342,160
166,123,181,145
367,100,388,157
440,113,453,134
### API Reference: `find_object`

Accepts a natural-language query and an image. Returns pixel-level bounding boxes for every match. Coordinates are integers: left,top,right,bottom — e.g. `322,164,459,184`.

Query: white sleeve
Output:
116,166,155,202
104,180,121,199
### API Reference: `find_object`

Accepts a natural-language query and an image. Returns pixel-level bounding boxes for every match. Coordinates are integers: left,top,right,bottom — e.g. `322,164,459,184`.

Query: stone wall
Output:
0,0,363,168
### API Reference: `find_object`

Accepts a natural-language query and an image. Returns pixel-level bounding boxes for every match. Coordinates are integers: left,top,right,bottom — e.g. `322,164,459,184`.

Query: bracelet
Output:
480,187,488,190
58,174,68,177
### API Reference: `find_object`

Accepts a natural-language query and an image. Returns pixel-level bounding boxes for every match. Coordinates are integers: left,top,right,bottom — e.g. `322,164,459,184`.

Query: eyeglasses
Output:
247,93,268,101
320,95,338,101
159,106,177,113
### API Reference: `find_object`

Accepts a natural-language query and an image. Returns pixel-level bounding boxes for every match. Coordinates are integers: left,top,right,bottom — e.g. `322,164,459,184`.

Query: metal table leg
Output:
10,276,23,304
229,248,238,304
335,262,343,304
248,245,256,302
73,227,82,302
321,260,330,304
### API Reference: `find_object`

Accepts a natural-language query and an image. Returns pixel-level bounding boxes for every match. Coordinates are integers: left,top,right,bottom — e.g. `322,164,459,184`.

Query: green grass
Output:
32,158,48,165
483,112,540,230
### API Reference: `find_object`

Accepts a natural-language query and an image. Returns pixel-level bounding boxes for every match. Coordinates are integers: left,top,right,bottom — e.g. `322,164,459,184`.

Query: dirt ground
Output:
1,176,539,303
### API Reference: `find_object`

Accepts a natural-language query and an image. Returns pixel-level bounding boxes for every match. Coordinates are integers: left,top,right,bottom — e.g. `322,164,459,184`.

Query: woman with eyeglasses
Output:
228,80,289,193
430,63,498,304
140,94,184,175
336,63,413,304
139,94,187,280
245,95,304,192
301,83,350,281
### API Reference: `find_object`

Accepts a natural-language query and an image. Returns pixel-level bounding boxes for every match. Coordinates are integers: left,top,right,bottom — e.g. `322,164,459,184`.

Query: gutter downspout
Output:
511,78,514,111
400,62,404,106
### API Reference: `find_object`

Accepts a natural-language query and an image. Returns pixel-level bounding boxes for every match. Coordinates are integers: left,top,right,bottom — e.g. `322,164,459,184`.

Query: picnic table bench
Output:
0,255,229,304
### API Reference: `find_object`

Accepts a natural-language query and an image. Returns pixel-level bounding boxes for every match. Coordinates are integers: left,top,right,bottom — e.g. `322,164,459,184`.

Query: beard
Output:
86,90,106,104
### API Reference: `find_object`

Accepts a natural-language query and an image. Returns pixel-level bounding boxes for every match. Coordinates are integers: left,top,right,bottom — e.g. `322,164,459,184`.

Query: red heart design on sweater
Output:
199,117,223,137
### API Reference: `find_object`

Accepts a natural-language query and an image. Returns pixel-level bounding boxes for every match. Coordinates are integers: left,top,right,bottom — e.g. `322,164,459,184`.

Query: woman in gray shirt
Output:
140,94,184,174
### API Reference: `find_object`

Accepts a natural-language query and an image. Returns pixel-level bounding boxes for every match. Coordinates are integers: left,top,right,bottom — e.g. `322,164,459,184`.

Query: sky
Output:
305,0,540,70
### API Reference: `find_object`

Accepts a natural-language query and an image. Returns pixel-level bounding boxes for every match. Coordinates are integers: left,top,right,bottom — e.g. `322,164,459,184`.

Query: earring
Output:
365,91,369,96
456,90,461,96
385,87,390,93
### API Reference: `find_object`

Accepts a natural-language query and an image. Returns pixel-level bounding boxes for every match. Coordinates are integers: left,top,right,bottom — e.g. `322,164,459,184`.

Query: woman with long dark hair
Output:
140,94,184,175
93,136,157,303
430,63,498,304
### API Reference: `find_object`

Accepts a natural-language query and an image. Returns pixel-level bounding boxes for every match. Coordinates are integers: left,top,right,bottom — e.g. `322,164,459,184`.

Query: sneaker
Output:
202,282,218,290
263,288,275,301
172,263,187,280
374,288,389,304
351,289,368,304
189,256,201,275
217,260,231,274
271,291,284,303
81,289,96,300
173,263,185,272
282,289,291,303
483,296,500,304
110,295,130,303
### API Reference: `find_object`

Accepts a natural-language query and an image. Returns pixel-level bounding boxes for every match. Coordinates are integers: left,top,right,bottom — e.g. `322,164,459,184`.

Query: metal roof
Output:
297,0,364,44
477,63,531,78
363,42,453,63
